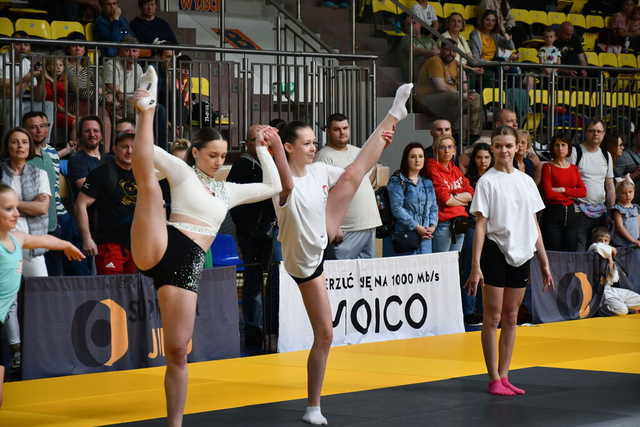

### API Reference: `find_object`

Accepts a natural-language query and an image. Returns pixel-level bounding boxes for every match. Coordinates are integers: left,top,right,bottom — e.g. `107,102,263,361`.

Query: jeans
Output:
541,204,580,252
432,220,465,253
237,233,274,330
325,228,376,259
44,212,92,276
574,211,604,252
460,226,482,316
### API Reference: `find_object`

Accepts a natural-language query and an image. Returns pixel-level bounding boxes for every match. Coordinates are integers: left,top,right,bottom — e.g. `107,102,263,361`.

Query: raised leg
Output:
299,274,332,425
157,285,198,427
326,83,412,242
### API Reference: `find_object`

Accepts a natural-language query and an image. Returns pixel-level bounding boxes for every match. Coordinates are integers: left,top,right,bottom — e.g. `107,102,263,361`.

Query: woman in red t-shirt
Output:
540,135,587,251
426,135,474,252
43,57,76,141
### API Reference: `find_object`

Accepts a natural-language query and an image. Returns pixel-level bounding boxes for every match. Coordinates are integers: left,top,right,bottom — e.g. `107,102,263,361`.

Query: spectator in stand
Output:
555,22,588,77
398,17,439,82
441,13,484,83
1,128,51,369
387,142,438,255
416,39,483,140
69,115,104,191
0,32,54,133
470,10,518,65
514,130,539,184
75,132,137,275
65,32,112,152
170,138,190,161
316,114,382,259
540,135,586,251
605,132,626,175
103,37,144,122
227,124,280,347
426,135,474,253
538,27,562,76
411,0,439,32
33,56,77,141
115,118,135,135
460,142,493,325
611,179,640,247
596,13,632,53
614,129,640,202
620,0,637,25
95,0,133,57
130,0,178,45
22,111,89,276
478,0,515,36
628,7,640,51
569,119,616,251
425,118,452,158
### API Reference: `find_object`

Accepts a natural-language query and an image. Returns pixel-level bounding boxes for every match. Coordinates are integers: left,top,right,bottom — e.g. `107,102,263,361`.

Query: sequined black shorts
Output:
140,225,206,293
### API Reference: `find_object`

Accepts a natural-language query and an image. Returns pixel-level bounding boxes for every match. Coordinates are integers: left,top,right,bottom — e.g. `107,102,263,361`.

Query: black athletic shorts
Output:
290,257,325,285
140,225,206,293
480,238,531,288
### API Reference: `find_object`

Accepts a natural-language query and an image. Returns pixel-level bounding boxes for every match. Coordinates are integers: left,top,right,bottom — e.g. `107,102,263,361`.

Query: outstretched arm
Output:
267,126,295,206
14,232,85,261
226,126,285,208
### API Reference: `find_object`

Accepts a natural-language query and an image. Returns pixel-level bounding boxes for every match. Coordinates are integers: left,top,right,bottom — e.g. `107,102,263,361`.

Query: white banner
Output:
278,252,464,352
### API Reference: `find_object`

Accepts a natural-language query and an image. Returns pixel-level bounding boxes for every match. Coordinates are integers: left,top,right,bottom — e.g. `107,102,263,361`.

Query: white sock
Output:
302,406,328,425
388,83,413,121
136,66,158,111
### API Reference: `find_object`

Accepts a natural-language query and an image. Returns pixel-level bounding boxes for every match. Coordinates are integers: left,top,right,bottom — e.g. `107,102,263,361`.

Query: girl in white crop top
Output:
270,83,413,425
128,67,283,427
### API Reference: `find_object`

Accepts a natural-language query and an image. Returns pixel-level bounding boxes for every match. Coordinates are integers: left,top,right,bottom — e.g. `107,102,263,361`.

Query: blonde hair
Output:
615,178,635,199
516,129,531,149
433,135,457,162
170,138,191,154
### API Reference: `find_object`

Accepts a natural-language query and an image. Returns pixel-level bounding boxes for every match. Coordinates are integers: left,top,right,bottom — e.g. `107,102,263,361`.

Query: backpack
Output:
574,143,611,167
375,173,408,239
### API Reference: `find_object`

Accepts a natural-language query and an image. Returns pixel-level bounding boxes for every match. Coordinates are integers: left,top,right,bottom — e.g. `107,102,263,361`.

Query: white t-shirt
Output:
10,170,51,233
315,145,381,232
569,144,614,205
0,53,36,89
470,167,545,267
411,4,437,26
274,162,343,278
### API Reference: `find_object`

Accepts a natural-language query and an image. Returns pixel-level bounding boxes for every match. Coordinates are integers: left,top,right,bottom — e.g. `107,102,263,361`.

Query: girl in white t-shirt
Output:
271,84,412,425
465,126,554,396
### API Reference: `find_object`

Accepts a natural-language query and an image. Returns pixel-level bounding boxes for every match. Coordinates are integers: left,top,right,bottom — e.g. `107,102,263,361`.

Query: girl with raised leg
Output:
128,67,283,427
465,126,554,396
270,83,412,424
0,183,84,408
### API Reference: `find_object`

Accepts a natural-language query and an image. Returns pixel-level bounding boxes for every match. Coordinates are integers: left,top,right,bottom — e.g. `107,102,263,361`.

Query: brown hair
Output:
1,127,36,161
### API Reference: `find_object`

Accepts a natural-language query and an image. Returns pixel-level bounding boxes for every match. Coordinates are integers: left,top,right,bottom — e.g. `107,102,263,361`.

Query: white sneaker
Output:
136,66,158,111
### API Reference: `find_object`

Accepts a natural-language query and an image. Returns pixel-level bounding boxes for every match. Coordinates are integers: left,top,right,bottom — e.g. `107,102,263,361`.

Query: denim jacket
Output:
387,172,438,232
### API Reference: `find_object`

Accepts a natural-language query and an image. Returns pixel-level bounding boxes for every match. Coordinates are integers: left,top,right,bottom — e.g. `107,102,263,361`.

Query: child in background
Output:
538,27,562,75
588,226,640,315
611,177,640,247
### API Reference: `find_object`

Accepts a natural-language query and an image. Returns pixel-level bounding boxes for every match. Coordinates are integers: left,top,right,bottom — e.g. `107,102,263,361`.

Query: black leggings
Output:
541,204,580,252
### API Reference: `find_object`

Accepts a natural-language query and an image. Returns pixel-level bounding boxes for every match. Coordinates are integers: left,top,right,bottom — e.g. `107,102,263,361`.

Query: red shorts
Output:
96,243,137,275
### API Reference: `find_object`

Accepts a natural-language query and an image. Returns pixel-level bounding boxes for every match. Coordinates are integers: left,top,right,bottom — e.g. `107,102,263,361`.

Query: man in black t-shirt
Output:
75,133,137,275
130,0,178,45
555,22,588,77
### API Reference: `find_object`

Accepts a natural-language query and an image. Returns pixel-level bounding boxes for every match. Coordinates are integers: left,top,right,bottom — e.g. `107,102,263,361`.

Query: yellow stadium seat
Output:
15,18,51,39
443,3,465,18
372,0,403,15
529,11,549,27
599,52,618,68
582,32,597,51
618,53,638,68
529,89,548,105
525,112,543,132
0,17,13,36
554,90,573,106
464,5,478,22
586,15,605,31
548,12,567,26
85,23,94,41
483,87,506,105
191,77,210,97
51,21,85,40
511,9,530,25
572,91,595,107
584,51,600,66
567,13,586,29
518,47,539,63
429,2,443,18
461,23,474,40
569,0,588,13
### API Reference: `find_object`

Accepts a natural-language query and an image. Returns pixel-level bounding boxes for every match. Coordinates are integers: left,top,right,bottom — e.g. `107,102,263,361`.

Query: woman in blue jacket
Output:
388,142,438,255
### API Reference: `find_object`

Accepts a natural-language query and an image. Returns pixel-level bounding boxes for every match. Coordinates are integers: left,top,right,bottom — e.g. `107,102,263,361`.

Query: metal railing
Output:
0,37,377,151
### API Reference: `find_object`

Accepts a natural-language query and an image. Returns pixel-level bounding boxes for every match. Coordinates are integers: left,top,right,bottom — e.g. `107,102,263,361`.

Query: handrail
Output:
266,0,335,53
0,37,376,61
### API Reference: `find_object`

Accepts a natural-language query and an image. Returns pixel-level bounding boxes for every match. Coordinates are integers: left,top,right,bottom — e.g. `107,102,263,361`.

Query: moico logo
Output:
71,299,128,367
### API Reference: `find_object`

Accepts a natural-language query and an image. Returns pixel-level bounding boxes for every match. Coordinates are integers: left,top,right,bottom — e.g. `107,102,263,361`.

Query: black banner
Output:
612,247,640,294
531,251,606,323
22,267,239,380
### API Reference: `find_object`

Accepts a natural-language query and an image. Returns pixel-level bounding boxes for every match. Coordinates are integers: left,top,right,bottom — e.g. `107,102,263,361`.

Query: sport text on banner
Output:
278,252,465,353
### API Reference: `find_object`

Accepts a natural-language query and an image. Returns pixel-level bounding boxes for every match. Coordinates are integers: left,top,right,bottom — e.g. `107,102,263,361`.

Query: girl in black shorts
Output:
465,126,554,396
